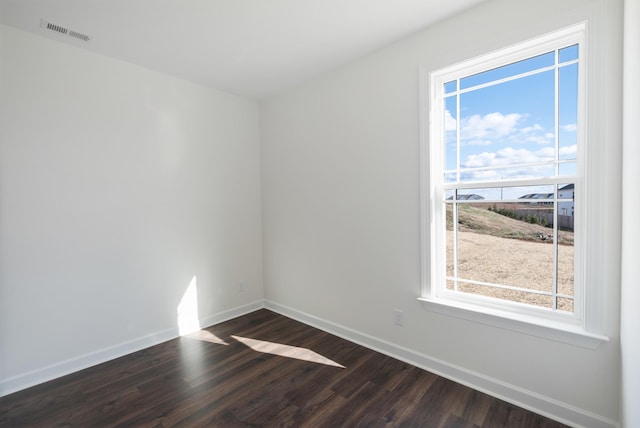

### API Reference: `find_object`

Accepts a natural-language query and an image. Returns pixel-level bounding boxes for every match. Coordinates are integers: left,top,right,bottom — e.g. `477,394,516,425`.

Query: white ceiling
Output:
0,0,485,99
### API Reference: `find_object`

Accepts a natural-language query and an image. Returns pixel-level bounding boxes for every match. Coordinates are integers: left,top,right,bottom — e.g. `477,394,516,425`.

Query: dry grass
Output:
446,205,574,312
448,204,574,245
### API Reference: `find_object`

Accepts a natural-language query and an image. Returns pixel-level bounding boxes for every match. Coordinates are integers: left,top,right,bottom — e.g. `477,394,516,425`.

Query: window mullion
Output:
454,83,460,293
453,197,459,292
555,49,561,178
553,50,561,310
442,176,577,190
456,84,460,181
553,185,560,310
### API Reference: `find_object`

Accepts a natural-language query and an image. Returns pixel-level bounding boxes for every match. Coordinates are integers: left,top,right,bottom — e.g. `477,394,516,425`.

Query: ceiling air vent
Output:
40,19,90,42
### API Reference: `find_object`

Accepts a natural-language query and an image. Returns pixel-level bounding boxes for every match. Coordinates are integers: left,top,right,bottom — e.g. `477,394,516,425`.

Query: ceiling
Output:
0,0,486,99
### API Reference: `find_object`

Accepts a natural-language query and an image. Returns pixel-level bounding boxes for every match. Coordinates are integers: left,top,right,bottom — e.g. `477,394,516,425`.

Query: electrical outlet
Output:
393,309,404,326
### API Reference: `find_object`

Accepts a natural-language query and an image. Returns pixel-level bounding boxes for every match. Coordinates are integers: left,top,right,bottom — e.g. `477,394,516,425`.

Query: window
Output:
419,24,606,346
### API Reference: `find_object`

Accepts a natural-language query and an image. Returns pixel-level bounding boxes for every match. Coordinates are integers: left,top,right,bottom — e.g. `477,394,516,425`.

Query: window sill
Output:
417,297,608,349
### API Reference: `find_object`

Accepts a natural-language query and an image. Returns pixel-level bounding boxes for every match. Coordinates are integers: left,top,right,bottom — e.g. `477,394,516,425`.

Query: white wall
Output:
621,0,640,426
0,25,263,394
261,0,622,426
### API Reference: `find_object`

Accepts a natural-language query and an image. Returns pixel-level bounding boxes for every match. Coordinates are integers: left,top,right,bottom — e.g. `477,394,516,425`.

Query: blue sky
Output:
444,45,579,192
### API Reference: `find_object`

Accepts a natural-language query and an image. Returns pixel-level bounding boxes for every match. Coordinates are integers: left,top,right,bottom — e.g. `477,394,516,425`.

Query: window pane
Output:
514,184,554,202
558,183,575,220
444,172,457,183
460,51,554,90
452,201,555,293
559,44,578,63
557,183,574,313
457,282,554,309
445,189,575,311
559,161,577,176
458,70,555,176
455,164,555,183
450,184,554,202
557,297,574,312
557,244,574,309
445,189,455,200
559,63,579,160
446,205,455,278
444,81,457,94
445,96,457,171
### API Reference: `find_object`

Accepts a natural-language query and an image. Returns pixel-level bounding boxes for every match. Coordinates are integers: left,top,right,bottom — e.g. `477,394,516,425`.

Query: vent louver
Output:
40,19,90,42
68,30,90,42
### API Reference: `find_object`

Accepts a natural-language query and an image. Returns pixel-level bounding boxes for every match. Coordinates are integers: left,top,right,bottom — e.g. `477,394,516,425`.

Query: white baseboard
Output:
264,299,619,428
198,300,265,331
0,300,264,398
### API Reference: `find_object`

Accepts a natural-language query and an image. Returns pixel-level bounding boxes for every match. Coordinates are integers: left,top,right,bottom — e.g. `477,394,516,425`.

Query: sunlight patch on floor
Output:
231,335,345,368
185,329,229,345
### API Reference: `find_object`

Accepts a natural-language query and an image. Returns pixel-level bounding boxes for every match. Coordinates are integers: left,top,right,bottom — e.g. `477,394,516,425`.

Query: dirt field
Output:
446,231,574,312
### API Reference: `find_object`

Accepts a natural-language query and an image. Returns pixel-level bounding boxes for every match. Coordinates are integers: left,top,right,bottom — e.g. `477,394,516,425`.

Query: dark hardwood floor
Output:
0,309,567,427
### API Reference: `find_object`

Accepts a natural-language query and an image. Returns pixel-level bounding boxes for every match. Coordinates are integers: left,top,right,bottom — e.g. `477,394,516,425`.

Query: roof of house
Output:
446,194,485,201
519,193,554,200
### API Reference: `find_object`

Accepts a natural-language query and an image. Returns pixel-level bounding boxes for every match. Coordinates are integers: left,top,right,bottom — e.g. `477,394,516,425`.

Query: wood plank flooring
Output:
0,309,567,427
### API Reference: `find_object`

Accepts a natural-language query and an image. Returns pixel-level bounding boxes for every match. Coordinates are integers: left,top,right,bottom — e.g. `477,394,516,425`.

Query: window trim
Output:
418,22,608,348
417,297,608,348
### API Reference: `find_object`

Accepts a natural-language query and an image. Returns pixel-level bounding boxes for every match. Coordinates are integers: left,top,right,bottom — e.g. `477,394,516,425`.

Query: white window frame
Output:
418,23,608,348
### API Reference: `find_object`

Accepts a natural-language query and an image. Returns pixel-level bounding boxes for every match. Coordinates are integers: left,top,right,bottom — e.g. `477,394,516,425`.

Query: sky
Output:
443,45,579,200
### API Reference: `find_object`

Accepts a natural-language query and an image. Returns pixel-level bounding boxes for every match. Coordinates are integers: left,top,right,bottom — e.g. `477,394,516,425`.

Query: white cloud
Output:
451,112,556,148
460,112,522,140
466,139,493,146
521,124,543,134
524,134,553,145
462,146,554,169
444,109,457,131
446,110,576,182
459,146,556,181
559,144,577,156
